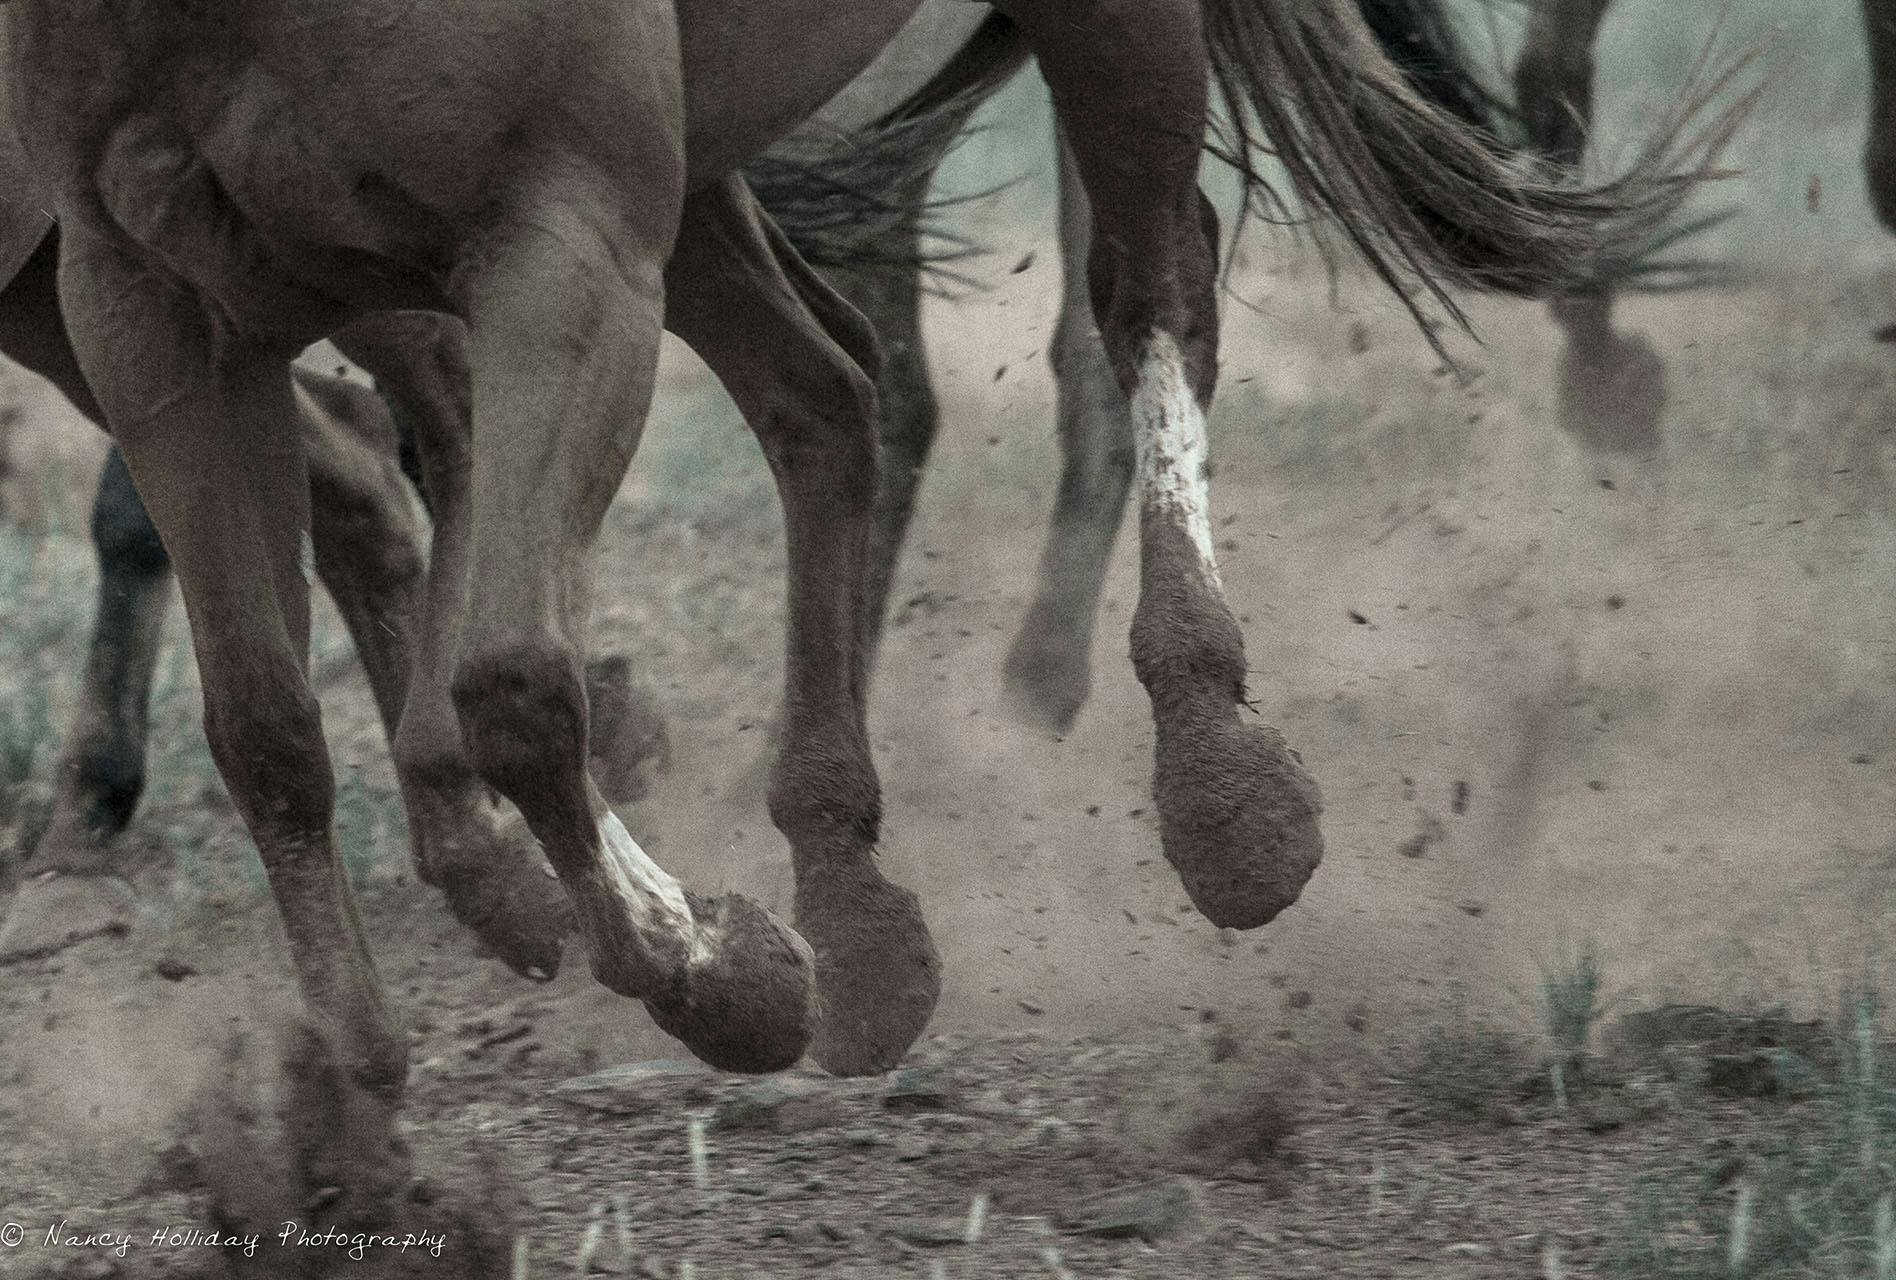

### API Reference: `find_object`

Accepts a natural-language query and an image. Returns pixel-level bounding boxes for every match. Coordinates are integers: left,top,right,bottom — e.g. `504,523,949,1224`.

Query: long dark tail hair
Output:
1201,0,1760,333
743,13,1030,277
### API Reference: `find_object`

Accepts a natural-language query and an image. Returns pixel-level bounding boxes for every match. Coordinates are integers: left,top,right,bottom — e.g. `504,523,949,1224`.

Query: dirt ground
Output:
2,155,1895,1274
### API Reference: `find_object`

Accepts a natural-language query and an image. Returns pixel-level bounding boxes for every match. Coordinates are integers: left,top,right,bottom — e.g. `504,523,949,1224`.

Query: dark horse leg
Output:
1864,0,1896,234
0,238,502,972
669,173,940,1077
993,0,1325,929
0,228,571,974
1000,124,1134,732
1513,0,1667,453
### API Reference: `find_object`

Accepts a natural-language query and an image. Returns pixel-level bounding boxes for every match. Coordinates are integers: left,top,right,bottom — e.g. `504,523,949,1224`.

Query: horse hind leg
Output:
1002,122,1133,733
1515,0,1666,453
1000,0,1322,929
666,174,941,1077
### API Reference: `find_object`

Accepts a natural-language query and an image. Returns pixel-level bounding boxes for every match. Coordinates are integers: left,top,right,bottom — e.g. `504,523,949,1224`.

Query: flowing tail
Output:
1201,0,1762,332
742,12,1031,277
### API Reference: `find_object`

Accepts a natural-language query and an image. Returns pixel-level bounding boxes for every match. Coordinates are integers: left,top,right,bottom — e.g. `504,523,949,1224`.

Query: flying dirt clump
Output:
159,1019,519,1279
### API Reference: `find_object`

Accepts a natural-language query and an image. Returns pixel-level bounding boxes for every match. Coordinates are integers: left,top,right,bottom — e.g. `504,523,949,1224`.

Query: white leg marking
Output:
598,812,710,961
1131,332,1222,588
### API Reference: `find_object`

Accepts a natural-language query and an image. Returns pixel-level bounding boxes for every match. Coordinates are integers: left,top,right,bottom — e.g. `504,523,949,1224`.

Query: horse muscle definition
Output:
0,0,1749,1256
2,0,1676,959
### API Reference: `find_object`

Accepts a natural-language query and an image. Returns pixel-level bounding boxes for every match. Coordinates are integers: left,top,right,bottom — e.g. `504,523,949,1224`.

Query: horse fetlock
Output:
450,642,586,805
765,750,882,854
1128,574,1248,708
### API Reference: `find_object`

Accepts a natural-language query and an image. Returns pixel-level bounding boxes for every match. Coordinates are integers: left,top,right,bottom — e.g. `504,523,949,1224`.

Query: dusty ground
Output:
2,120,1895,1276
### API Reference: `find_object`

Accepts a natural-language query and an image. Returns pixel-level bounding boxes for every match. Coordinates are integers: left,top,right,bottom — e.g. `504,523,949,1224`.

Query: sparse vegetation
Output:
1609,974,1896,1278
1539,938,1615,1075
1405,988,1531,1123
0,522,86,830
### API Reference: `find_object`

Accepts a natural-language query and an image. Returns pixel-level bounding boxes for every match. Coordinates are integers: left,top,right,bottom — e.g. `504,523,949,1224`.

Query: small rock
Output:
1018,1000,1045,1017
883,1065,956,1113
1059,1179,1199,1243
1285,990,1313,1011
885,1217,965,1248
892,1132,938,1162
1450,781,1470,815
714,1080,844,1134
1455,899,1486,918
551,1059,708,1116
786,1222,827,1248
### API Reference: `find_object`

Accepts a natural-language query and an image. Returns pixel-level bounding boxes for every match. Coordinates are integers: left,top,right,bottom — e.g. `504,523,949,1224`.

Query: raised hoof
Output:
796,864,941,1077
0,872,134,963
1154,721,1324,930
1556,329,1667,455
434,816,572,980
644,893,817,1074
1001,615,1092,735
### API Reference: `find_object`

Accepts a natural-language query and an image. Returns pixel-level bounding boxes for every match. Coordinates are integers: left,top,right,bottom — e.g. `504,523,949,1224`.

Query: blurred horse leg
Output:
1515,0,1666,452
1001,123,1134,732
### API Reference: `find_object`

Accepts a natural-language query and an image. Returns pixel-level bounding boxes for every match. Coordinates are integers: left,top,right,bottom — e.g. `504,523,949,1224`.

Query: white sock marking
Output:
1131,332,1222,588
598,812,708,961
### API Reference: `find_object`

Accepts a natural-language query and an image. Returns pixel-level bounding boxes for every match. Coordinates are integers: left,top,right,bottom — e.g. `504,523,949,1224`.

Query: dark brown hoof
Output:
0,872,134,963
796,863,941,1077
1001,609,1093,734
434,813,572,981
644,893,817,1074
1557,329,1667,455
1154,721,1324,930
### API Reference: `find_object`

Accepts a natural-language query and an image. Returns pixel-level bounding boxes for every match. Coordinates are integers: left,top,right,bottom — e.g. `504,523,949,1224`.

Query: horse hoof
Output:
796,864,941,1077
1001,613,1092,734
644,893,816,1074
436,825,573,981
0,872,134,963
1557,330,1667,454
1154,721,1324,930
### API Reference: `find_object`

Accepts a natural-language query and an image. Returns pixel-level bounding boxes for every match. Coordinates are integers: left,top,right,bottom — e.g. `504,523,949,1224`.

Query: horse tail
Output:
1200,0,1761,333
743,12,1031,276
1354,0,1512,133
